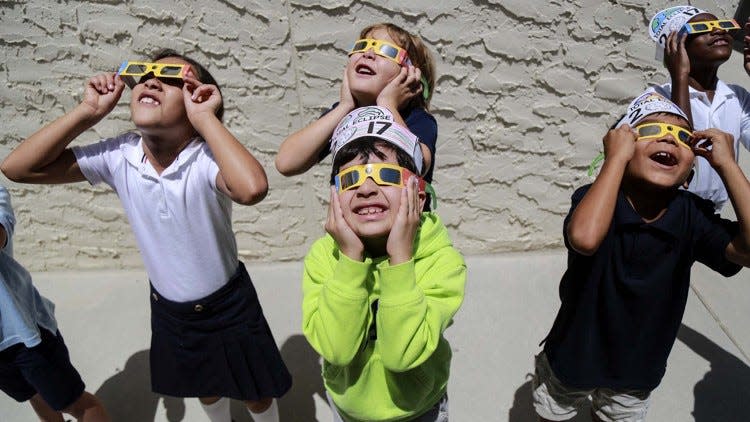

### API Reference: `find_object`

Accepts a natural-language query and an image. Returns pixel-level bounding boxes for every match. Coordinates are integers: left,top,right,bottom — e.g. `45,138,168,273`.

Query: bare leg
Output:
62,392,111,422
29,394,65,422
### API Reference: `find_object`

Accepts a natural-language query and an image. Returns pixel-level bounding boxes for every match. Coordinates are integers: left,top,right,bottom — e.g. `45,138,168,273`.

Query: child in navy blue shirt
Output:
0,185,110,421
533,93,750,422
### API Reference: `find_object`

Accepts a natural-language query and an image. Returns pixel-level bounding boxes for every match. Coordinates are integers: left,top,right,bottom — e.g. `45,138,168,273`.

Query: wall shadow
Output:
677,323,750,422
95,349,185,421
277,334,327,422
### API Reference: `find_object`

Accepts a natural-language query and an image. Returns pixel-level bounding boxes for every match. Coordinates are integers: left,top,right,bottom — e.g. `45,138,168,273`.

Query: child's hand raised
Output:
386,176,421,265
339,68,357,111
376,65,422,112
326,186,365,262
81,73,125,120
182,71,222,124
603,124,637,165
666,31,690,79
691,129,736,171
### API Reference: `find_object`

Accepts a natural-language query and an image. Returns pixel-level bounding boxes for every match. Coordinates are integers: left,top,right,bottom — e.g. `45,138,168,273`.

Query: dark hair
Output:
151,49,224,121
330,138,417,184
359,23,436,110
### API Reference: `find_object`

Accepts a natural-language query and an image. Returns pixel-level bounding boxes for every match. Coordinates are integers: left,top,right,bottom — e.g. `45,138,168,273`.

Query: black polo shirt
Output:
543,184,741,390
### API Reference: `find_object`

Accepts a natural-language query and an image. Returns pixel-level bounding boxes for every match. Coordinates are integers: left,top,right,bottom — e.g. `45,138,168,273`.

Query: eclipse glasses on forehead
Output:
682,19,740,35
349,38,431,101
117,61,188,88
635,123,692,150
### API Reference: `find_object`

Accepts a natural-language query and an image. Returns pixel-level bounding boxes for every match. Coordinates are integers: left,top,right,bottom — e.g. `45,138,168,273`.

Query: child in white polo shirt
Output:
646,5,750,210
1,50,291,422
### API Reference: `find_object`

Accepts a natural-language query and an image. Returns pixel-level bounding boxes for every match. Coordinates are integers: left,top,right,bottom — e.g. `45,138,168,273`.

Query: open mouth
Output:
354,205,386,216
138,93,160,106
355,64,375,75
650,151,678,167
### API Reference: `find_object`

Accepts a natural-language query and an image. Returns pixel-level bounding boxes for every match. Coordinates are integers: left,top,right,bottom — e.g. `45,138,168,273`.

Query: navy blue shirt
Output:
543,184,741,390
320,104,438,183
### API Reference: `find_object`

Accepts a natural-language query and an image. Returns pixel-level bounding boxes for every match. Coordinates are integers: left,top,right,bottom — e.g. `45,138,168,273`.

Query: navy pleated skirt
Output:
149,262,292,399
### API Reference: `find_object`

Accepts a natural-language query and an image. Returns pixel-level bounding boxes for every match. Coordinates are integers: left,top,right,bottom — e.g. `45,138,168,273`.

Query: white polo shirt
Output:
73,133,237,302
649,81,750,210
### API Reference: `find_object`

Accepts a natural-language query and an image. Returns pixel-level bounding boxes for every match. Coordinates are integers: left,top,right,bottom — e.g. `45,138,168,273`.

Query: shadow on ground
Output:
95,350,185,421
678,323,750,422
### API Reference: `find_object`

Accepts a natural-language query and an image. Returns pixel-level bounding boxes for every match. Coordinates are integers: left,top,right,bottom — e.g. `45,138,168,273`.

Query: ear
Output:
682,167,695,189
418,189,427,211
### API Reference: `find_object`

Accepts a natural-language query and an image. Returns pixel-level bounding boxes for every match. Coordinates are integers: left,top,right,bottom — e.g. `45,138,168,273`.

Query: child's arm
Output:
376,65,433,172
665,31,693,125
182,75,267,205
375,243,465,372
566,125,636,255
275,69,356,176
693,129,750,266
1,74,124,184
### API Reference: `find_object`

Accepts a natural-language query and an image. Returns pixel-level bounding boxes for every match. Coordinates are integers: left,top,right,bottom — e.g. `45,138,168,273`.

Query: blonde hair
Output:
359,23,436,109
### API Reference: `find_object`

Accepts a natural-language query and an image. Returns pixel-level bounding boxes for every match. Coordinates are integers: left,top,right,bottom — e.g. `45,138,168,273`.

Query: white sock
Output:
248,399,279,422
200,397,231,422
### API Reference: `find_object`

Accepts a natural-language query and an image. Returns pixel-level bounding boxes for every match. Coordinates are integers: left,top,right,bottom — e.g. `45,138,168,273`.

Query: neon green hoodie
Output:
302,212,466,421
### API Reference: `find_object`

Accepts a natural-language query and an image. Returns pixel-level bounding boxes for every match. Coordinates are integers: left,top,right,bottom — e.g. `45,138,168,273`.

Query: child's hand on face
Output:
603,124,637,165
666,31,690,78
376,65,422,112
182,69,222,124
386,176,420,265
339,68,357,111
326,186,365,261
691,128,736,171
81,73,125,119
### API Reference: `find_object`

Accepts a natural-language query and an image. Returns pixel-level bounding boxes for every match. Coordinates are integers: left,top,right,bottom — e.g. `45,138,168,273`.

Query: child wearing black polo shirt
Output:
532,92,750,422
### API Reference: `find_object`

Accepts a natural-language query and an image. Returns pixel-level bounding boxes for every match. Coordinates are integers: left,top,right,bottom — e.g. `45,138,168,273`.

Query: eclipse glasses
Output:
634,123,693,150
681,19,740,35
117,61,188,88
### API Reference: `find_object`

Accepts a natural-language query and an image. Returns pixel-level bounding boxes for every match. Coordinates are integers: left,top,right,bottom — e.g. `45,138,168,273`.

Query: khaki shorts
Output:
531,353,651,422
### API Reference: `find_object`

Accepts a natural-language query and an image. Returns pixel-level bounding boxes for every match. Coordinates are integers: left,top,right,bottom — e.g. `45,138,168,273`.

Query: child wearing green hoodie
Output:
302,106,466,421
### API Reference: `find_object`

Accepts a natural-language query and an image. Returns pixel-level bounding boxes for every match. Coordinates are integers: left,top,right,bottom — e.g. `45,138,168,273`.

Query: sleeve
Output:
0,186,15,251
302,236,372,366
71,135,127,186
734,85,750,152
562,185,591,252
374,246,466,372
405,107,437,157
691,196,743,277
198,143,221,193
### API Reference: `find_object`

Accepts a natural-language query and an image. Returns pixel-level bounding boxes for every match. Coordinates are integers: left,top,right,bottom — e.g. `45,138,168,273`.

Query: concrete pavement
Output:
1,251,748,421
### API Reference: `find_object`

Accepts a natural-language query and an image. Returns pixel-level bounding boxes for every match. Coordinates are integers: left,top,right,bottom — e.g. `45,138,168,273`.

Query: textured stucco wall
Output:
0,0,746,270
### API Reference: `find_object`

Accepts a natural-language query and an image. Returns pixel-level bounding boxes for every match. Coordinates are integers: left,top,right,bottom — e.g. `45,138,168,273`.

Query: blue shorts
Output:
0,328,85,411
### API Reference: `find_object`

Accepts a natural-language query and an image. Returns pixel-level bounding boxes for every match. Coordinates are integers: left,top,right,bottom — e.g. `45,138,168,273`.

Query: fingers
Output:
88,73,118,94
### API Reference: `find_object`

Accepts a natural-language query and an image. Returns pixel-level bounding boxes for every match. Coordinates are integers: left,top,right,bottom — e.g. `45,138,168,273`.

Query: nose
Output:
143,75,162,89
363,47,377,59
356,177,379,196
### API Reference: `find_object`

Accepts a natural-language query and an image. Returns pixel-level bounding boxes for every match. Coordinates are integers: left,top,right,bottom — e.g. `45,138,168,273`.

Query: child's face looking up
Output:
346,28,404,105
130,56,192,136
685,13,733,65
625,114,695,190
337,145,422,240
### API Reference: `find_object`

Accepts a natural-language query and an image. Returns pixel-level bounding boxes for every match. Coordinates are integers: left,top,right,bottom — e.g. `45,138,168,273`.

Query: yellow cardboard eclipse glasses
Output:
635,123,693,150
334,163,425,193
349,39,431,101
681,19,740,35
117,61,189,88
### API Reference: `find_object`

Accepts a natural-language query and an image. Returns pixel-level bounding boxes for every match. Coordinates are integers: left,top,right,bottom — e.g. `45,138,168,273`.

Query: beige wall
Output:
0,0,746,270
